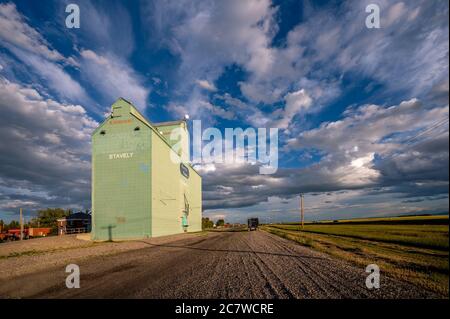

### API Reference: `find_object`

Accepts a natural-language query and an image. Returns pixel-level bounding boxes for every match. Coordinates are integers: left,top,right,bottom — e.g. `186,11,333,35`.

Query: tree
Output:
8,220,20,229
216,219,225,227
202,217,214,229
35,208,71,231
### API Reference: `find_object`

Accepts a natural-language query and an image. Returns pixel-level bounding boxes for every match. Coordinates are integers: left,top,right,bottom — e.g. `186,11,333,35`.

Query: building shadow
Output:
100,224,116,242
138,241,326,260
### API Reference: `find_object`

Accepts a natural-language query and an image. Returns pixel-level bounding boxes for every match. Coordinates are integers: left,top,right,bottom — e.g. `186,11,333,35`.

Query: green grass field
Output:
262,215,449,297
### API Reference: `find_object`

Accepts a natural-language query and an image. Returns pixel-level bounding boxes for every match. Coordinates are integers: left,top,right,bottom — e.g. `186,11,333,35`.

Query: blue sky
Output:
0,0,448,223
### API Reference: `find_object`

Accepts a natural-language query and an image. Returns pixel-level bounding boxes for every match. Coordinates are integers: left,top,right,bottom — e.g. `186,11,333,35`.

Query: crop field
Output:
262,215,449,297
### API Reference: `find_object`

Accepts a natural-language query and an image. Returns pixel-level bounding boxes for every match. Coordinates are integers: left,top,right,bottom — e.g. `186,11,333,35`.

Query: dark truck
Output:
247,218,259,231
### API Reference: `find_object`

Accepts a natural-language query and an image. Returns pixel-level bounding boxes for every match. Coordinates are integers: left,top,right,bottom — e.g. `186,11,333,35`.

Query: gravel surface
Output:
0,230,440,298
0,233,205,280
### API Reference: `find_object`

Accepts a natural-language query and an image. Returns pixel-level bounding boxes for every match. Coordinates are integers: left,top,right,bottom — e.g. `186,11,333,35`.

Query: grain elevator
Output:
91,98,202,240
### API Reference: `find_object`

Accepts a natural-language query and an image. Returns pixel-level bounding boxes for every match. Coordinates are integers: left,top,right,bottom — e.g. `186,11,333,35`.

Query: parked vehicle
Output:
0,229,29,241
247,218,259,231
7,228,28,240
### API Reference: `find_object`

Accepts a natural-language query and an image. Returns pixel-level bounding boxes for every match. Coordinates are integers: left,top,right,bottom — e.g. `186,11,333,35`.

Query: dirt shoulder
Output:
0,232,208,281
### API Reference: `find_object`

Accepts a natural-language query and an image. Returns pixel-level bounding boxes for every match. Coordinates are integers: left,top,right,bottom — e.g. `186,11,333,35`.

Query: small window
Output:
134,126,140,131
100,130,106,135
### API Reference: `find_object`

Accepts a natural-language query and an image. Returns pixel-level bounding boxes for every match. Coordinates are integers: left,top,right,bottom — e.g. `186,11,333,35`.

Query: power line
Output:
401,118,449,146
380,117,449,162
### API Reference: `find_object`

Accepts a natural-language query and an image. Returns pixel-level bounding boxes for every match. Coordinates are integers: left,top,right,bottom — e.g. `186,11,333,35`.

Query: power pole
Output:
20,208,24,240
300,194,304,229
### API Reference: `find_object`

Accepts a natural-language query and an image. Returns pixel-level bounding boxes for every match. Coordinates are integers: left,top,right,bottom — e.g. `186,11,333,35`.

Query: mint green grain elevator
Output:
91,98,202,240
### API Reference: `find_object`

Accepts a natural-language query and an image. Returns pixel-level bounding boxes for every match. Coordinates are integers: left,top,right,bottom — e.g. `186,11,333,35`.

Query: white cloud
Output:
169,0,276,79
199,100,235,120
271,89,312,130
242,0,447,105
0,3,91,105
165,99,234,123
165,103,189,119
214,93,270,127
351,153,374,169
0,3,70,64
80,49,150,111
385,2,407,27
0,77,97,144
195,163,216,173
222,88,314,131
0,76,98,213
142,0,277,114
287,98,449,187
290,99,448,156
149,0,448,113
199,98,448,211
0,3,150,113
196,79,217,91
11,48,90,103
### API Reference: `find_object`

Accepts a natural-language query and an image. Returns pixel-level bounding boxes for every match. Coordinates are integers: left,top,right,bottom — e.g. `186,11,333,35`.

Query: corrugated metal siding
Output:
187,165,202,233
151,132,183,237
91,98,202,240
150,130,202,236
92,100,152,240
156,122,190,160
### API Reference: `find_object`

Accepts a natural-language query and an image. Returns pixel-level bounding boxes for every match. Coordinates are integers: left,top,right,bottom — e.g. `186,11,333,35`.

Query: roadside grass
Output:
262,216,449,297
268,224,448,250
1,250,42,259
307,215,449,225
0,242,102,259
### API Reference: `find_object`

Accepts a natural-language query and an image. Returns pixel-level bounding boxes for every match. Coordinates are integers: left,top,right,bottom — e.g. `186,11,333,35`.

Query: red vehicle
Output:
28,227,52,237
0,228,53,242
6,228,29,240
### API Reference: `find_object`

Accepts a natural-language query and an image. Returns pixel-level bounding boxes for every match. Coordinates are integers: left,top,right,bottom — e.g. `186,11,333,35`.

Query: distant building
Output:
57,212,91,235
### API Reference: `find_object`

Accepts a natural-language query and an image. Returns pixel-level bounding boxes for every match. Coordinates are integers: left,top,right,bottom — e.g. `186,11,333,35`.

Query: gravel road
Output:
0,230,439,298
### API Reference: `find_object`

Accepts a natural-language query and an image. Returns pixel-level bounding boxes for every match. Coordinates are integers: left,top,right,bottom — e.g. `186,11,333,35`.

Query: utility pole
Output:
300,194,304,229
20,208,24,240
